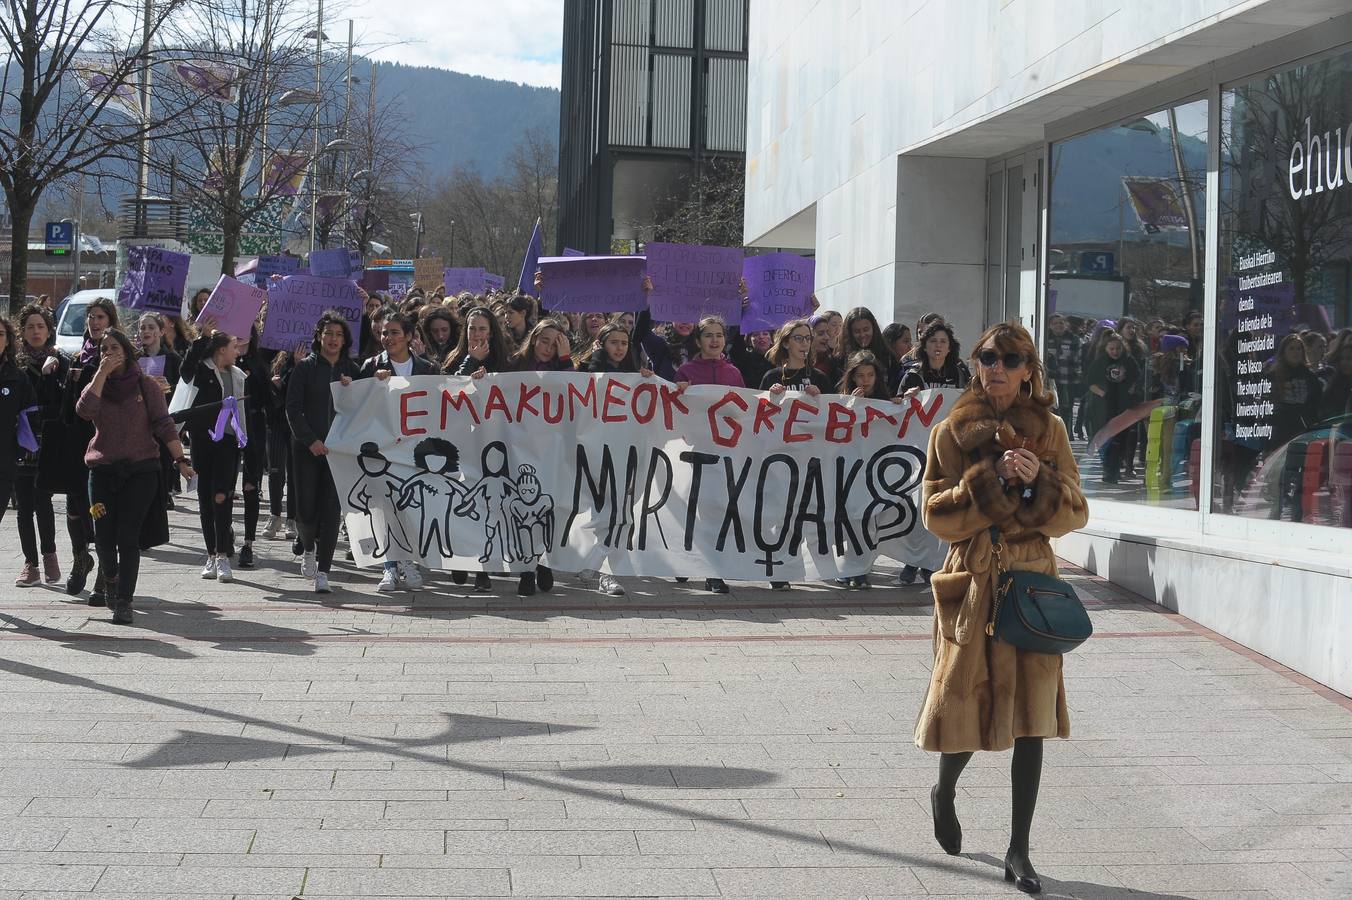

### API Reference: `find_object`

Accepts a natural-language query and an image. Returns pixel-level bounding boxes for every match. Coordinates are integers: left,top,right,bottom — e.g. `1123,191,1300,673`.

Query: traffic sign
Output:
1079,250,1115,275
45,221,73,256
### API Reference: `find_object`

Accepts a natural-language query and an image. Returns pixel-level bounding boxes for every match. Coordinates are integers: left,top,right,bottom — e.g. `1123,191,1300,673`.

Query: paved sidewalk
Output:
1,501,1350,899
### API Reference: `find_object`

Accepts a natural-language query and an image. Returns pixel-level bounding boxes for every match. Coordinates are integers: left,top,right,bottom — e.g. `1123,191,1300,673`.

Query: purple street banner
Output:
170,60,242,104
537,255,648,313
562,247,586,257
137,355,166,378
256,254,301,287
443,267,486,295
740,253,815,332
483,273,505,292
262,274,363,355
361,269,391,293
309,247,360,279
197,274,266,340
121,245,191,315
261,151,309,197
1122,176,1189,233
644,242,744,323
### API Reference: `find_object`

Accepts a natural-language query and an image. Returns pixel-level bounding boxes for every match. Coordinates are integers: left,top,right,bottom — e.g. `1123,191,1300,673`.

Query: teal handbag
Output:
986,525,1093,655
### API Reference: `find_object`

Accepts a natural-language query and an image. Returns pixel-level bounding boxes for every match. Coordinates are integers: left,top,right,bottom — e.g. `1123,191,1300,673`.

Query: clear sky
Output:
345,0,564,89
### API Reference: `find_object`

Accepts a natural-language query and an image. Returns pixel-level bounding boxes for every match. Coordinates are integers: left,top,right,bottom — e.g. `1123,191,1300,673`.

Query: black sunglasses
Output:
977,350,1026,370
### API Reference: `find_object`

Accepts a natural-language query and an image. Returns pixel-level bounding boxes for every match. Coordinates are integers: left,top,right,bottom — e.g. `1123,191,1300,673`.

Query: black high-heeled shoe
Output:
1004,850,1041,894
930,785,961,855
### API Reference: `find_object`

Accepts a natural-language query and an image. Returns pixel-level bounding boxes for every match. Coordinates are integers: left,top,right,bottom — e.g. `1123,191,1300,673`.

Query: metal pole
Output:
309,0,323,253
1166,107,1201,283
73,186,83,290
137,0,153,199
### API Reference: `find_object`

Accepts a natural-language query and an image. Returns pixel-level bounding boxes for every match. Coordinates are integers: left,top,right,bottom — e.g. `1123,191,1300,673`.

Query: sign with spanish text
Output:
483,273,505,292
256,254,301,287
537,255,648,313
308,247,361,279
261,274,363,355
326,374,956,579
443,267,486,295
121,245,191,315
196,275,266,340
413,257,444,291
741,253,815,332
644,242,744,323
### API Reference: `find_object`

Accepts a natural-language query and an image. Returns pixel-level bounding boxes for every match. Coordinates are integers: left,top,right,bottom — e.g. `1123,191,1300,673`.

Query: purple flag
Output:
537,256,648,313
308,247,359,279
261,274,363,355
122,245,191,315
643,242,744,324
740,253,815,332
443,267,486,295
17,407,39,454
517,219,543,296
196,274,266,340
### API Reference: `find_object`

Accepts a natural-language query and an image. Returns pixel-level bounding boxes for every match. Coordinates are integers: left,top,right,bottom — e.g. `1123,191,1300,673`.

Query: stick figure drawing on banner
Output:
461,441,518,564
395,437,477,558
348,442,414,558
509,464,555,565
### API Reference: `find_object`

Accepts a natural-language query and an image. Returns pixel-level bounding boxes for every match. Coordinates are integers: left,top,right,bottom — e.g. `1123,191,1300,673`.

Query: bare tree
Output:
0,0,196,313
330,73,422,256
654,157,745,248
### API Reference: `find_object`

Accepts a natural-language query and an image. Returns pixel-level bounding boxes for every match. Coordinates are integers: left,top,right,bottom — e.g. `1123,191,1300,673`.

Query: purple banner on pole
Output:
261,274,363,355
196,274,266,340
644,242,744,323
308,247,359,279
256,254,301,288
740,253,815,332
122,245,191,315
538,256,648,313
483,273,505,292
443,267,486,295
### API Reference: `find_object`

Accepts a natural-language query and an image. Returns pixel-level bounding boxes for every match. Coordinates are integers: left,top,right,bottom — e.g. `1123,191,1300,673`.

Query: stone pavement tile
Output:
634,825,827,856
249,828,446,854
444,831,638,855
19,798,205,819
1188,824,1352,850
509,866,719,896
200,797,387,818
711,865,925,896
54,826,252,853
332,770,506,792
93,864,305,894
318,817,508,831
1107,861,1330,895
0,852,182,868
386,799,565,819
301,866,510,896
0,866,103,892
561,797,747,820
507,817,696,832
381,854,582,871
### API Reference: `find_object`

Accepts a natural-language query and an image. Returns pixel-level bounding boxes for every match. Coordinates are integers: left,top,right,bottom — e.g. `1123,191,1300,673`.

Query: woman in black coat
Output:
0,317,39,529
13,304,65,587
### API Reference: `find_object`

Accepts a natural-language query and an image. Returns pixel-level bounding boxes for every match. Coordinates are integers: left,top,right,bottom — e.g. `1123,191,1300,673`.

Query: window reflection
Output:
1216,52,1352,527
1047,99,1209,508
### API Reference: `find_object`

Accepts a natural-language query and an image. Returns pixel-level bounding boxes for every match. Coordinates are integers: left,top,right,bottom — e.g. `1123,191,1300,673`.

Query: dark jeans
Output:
90,466,159,602
193,439,241,558
268,420,292,518
66,475,93,554
292,441,340,572
0,478,10,524
241,415,266,543
15,472,57,565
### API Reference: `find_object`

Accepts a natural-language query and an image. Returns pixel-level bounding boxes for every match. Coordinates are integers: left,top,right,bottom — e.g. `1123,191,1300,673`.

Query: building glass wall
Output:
1046,99,1209,508
1215,46,1352,528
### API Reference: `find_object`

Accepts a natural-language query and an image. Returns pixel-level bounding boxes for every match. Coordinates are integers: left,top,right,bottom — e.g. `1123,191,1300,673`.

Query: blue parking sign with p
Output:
45,221,73,247
1080,251,1114,275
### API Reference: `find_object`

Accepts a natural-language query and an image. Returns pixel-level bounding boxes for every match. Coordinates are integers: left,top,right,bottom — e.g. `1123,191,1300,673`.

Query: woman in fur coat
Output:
915,321,1089,894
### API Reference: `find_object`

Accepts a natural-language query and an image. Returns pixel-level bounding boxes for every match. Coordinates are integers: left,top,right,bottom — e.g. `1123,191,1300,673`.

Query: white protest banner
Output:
325,374,956,580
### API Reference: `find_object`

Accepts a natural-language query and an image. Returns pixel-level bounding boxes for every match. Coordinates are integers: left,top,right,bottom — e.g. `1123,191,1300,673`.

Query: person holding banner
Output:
286,311,362,594
417,307,460,370
55,296,119,603
237,328,275,569
262,348,301,543
513,319,573,372
13,305,65,587
442,307,512,378
136,313,183,508
840,307,895,372
882,323,914,393
502,296,537,353
76,328,195,625
760,319,832,395
179,324,249,584
915,321,1087,895
809,315,842,388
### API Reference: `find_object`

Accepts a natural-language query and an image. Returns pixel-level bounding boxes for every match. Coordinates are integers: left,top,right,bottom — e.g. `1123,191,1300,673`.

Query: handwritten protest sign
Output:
537,256,648,313
644,242,743,323
137,355,166,377
740,253,815,332
412,257,444,291
443,267,486,295
196,275,266,340
256,254,301,287
121,246,191,315
309,247,360,279
562,247,586,257
261,274,363,355
483,273,505,292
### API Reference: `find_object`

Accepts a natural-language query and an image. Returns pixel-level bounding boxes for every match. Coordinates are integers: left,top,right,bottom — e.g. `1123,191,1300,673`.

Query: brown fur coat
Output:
914,388,1088,753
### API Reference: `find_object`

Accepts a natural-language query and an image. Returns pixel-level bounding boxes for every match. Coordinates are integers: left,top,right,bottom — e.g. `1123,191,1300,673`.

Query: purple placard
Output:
537,256,648,313
443,267,486,295
361,269,390,293
122,245,191,315
261,274,363,355
256,254,301,287
483,273,505,292
562,247,586,257
196,274,266,340
644,242,744,324
308,247,359,279
740,253,815,332
137,355,166,377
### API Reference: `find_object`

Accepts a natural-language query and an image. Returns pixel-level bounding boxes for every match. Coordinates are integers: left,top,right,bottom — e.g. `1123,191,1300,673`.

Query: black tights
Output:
15,474,57,564
938,737,1043,856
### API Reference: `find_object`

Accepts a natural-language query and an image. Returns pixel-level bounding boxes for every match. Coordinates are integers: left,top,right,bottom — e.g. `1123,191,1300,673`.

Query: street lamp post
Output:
309,0,324,254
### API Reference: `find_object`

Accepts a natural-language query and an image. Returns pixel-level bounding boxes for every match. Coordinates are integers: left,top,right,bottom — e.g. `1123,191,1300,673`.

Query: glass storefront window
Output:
1047,99,1209,508
1216,49,1352,528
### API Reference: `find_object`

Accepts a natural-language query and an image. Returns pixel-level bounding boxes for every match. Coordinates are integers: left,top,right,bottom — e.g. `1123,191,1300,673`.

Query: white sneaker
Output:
398,563,424,591
598,574,626,596
262,515,284,540
376,569,399,593
284,520,298,539
300,552,317,579
314,572,331,593
215,557,233,583
200,555,218,579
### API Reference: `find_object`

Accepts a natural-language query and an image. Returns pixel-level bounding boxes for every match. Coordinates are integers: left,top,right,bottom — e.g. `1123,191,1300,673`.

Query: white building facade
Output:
745,1,1352,694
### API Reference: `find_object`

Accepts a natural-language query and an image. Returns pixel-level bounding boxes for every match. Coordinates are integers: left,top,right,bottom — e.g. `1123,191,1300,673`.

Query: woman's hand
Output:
534,271,545,291
293,341,307,362
809,293,820,312
270,375,282,389
675,380,690,394
42,356,59,376
998,448,1040,483
309,440,328,457
411,336,427,357
639,367,654,378
903,386,920,400
95,352,119,380
468,339,489,361
890,395,905,405
641,274,654,293
470,367,487,380
768,383,786,395
850,387,867,397
199,315,219,337
175,459,197,480
155,376,171,393
804,385,822,397
374,370,391,381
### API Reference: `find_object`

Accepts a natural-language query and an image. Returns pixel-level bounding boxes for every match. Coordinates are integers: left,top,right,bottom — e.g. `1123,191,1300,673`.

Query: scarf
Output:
78,337,100,367
20,343,53,367
104,366,142,402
